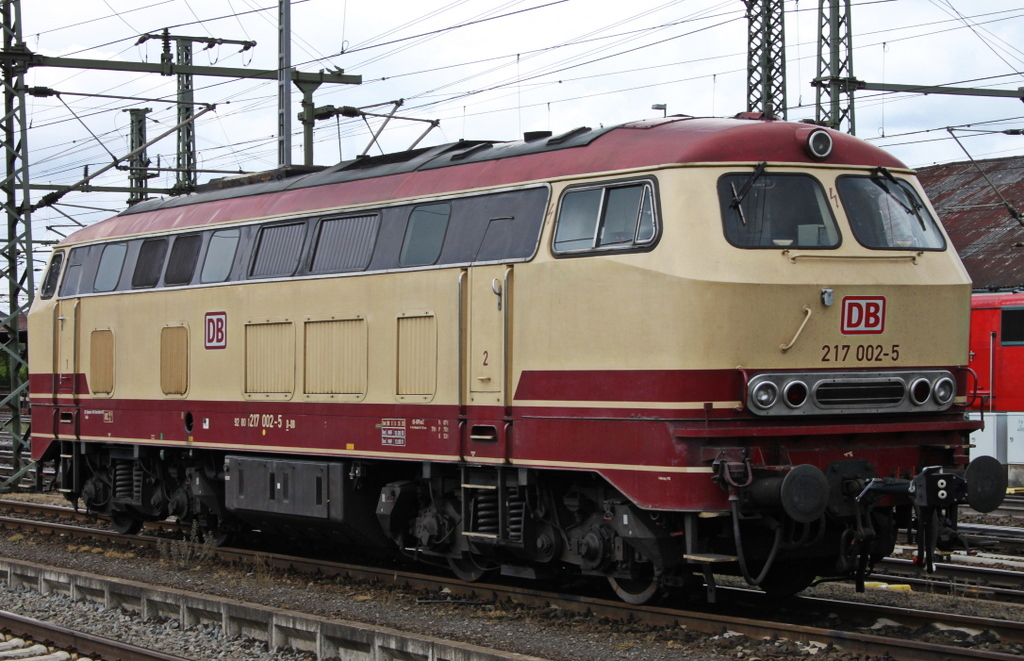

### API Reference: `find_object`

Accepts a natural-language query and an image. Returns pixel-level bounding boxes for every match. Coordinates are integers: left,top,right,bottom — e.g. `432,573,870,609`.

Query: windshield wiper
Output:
870,166,927,231
729,161,768,225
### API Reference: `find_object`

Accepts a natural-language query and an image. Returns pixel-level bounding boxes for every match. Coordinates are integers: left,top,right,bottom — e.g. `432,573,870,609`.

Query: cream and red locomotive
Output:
28,114,1005,602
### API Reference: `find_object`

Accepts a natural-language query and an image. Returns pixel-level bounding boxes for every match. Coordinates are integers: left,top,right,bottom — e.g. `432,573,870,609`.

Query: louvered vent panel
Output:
160,326,189,395
396,315,436,396
304,319,367,394
89,330,114,394
815,380,905,407
245,322,295,394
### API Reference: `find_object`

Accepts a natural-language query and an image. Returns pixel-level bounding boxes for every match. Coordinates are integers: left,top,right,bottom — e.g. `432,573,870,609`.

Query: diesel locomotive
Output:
28,114,1006,603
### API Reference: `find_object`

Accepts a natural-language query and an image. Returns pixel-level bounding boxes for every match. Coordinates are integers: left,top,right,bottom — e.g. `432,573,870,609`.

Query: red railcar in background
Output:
969,291,1024,481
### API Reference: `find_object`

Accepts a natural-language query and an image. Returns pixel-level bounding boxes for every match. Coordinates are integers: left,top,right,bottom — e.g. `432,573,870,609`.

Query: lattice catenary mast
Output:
745,0,787,119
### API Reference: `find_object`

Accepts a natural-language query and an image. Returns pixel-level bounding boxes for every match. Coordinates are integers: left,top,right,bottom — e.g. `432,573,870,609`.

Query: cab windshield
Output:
837,174,946,251
718,172,840,249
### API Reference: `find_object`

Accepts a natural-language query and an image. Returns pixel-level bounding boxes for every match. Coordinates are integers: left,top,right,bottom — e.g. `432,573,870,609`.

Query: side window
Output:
165,234,203,286
473,187,549,262
200,229,240,283
132,238,168,288
59,247,87,297
1002,308,1024,346
553,181,658,254
40,251,64,299
94,243,127,292
400,203,450,267
250,222,306,278
310,214,379,273
553,189,601,251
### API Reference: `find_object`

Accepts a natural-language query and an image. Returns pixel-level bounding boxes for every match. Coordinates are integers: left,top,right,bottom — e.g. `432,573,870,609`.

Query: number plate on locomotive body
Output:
822,343,900,363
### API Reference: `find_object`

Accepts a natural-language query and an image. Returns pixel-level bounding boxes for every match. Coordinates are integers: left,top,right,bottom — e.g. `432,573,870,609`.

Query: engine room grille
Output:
814,380,906,407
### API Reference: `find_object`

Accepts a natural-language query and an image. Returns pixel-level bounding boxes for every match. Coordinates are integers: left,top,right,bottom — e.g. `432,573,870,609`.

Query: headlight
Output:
752,381,779,409
784,381,808,408
909,378,932,406
933,377,955,406
806,129,833,159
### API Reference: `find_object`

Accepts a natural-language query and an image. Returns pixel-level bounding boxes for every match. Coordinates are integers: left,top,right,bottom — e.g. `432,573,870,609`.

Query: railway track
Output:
0,498,183,535
0,502,1020,660
962,522,1024,555
0,609,190,661
980,494,1024,519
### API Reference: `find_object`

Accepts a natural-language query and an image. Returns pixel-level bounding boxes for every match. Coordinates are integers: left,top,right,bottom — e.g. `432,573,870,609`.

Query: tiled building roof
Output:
918,155,1024,291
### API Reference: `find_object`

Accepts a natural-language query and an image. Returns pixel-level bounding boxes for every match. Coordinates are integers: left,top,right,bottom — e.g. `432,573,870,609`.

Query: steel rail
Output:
0,609,190,661
0,500,185,534
877,556,1024,592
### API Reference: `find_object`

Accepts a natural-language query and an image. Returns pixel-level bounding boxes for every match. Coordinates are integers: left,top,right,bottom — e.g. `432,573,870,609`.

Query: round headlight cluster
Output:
748,371,957,415
909,375,955,407
750,377,808,412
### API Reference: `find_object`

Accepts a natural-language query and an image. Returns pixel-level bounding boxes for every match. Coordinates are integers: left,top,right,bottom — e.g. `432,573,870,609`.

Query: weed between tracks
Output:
158,520,215,570
250,552,274,581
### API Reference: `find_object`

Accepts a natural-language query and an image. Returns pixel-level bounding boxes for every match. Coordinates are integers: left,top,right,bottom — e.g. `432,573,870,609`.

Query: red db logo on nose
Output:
841,297,886,335
205,312,227,349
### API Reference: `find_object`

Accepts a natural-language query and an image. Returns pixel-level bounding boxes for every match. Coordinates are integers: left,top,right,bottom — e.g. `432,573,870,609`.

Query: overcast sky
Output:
18,0,1024,265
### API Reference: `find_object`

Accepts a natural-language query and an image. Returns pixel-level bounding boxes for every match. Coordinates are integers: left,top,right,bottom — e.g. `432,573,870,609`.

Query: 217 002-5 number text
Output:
821,344,900,362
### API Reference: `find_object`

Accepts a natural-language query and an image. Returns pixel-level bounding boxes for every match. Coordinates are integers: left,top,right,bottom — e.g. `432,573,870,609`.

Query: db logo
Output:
205,312,227,349
841,296,886,335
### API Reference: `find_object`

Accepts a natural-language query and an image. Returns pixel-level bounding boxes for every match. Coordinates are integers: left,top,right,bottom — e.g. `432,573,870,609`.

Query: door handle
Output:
491,278,502,310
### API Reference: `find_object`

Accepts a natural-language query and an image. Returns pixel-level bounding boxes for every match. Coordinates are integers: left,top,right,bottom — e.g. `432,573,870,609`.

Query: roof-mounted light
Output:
806,129,833,160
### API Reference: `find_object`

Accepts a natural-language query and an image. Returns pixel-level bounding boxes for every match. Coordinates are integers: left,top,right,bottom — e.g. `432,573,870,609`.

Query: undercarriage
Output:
54,441,1006,604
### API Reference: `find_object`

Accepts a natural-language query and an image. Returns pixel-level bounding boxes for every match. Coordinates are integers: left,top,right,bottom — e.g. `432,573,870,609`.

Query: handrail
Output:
783,249,921,265
457,270,467,410
780,306,812,354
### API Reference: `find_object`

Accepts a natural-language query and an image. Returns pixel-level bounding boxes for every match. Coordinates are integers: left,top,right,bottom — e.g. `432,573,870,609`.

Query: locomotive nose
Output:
747,464,830,523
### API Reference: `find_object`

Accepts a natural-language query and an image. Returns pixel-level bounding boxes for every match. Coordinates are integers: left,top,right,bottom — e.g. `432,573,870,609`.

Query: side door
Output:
461,264,511,462
53,297,82,439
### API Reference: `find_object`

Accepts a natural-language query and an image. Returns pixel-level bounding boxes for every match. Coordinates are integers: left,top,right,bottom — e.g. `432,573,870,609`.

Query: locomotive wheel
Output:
110,512,143,535
448,554,493,582
608,575,662,605
757,560,817,598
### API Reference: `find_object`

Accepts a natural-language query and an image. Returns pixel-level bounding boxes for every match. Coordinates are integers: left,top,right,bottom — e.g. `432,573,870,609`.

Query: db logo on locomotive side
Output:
841,296,886,335
205,311,227,349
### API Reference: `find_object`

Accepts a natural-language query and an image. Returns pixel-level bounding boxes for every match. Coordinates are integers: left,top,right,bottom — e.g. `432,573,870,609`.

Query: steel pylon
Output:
745,0,787,119
0,0,34,481
815,0,856,133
